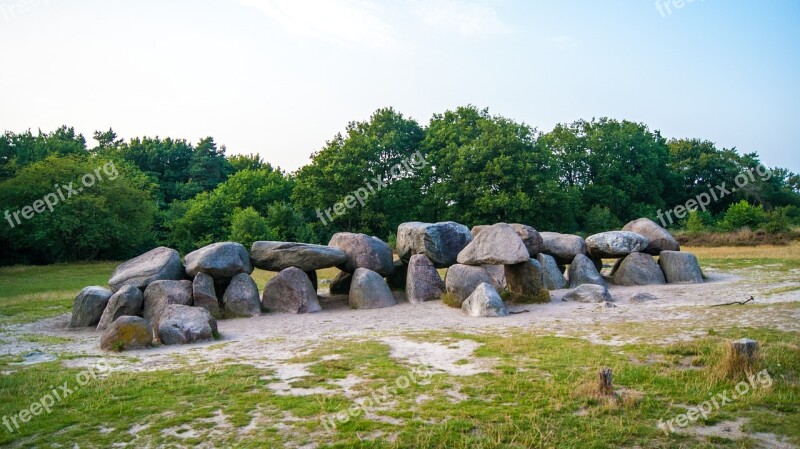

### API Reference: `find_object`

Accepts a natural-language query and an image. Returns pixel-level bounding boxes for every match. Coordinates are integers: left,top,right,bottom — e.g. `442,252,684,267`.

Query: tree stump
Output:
598,368,613,395
731,338,759,361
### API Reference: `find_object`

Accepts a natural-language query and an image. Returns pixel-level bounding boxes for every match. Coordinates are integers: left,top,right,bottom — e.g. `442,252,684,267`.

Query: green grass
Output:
0,261,118,324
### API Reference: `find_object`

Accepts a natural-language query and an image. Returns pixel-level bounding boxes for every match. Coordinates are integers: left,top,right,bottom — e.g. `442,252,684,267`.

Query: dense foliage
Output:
1,106,799,264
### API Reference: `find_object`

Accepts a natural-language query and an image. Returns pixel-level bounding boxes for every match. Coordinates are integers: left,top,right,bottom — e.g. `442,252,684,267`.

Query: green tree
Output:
230,207,275,249
719,200,765,231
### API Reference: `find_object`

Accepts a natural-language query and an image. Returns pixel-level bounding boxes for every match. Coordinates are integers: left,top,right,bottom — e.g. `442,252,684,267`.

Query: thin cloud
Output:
239,0,398,49
411,0,513,37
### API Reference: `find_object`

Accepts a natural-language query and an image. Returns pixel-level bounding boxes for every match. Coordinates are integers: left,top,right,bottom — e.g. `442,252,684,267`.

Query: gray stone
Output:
484,265,507,290
456,223,529,265
222,273,262,317
143,280,193,331
330,271,352,295
623,218,680,255
406,255,445,304
100,316,152,351
627,292,658,303
108,247,184,292
97,285,144,331
510,224,545,256
329,233,394,276
386,259,408,289
185,242,253,279
613,252,666,286
536,253,566,290
658,251,704,284
249,241,348,271
445,264,503,306
349,268,397,309
568,254,607,288
157,305,217,345
586,231,650,259
396,222,473,268
540,232,587,265
261,267,321,314
562,284,613,303
504,259,551,303
192,272,220,318
461,283,508,317
70,286,113,328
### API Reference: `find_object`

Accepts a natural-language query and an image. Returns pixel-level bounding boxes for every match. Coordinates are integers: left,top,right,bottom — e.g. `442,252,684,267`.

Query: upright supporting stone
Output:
504,259,551,304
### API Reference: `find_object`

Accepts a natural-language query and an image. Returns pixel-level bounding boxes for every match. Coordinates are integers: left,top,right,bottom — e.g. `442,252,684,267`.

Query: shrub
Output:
719,200,765,231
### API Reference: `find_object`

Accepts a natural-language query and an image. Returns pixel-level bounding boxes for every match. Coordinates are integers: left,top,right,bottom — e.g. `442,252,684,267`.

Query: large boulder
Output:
457,223,529,265
540,232,587,265
562,284,613,303
445,264,503,306
249,241,348,272
504,259,551,303
406,255,446,304
349,268,397,309
100,316,153,351
185,242,253,279
222,273,262,317
261,267,321,314
142,280,193,331
461,283,508,317
567,254,607,288
157,305,217,345
108,247,184,292
69,286,113,328
330,271,352,295
510,224,545,256
623,218,680,255
328,233,394,276
658,251,704,284
97,285,144,331
396,222,472,268
536,253,566,290
613,252,666,286
586,231,650,259
192,272,220,318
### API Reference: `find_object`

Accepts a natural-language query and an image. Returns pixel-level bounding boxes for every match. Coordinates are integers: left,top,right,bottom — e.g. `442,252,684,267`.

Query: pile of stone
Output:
70,216,702,351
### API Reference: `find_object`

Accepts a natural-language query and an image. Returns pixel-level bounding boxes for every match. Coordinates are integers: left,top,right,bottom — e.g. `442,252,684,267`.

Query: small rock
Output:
562,284,613,303
627,292,658,303
461,283,508,317
445,264,503,306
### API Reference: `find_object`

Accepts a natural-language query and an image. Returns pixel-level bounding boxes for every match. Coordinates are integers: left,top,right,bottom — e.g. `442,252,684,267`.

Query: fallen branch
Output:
509,310,530,315
710,296,755,307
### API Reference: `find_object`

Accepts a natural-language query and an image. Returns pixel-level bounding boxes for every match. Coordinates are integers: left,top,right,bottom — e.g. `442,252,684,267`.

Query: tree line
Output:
1,106,799,265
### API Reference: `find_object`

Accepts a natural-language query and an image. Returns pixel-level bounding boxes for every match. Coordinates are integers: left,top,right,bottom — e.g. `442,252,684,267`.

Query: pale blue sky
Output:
1,0,798,172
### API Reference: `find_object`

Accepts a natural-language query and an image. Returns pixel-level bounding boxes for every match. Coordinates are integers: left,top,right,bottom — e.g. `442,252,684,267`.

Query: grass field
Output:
0,246,798,448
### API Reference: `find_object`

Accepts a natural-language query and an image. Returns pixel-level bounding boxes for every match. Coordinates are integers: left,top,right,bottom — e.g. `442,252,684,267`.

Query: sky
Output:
1,0,798,173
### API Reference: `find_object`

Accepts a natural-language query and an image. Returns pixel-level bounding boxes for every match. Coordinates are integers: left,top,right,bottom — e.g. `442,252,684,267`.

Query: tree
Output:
719,200,765,231
230,207,275,249
228,153,266,172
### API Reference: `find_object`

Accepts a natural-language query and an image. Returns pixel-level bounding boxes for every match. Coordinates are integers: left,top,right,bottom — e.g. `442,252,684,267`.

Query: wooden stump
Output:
731,338,759,362
598,368,613,395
